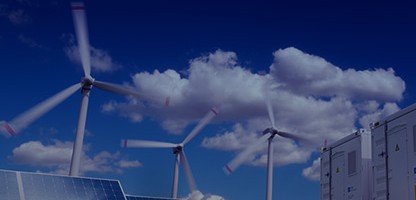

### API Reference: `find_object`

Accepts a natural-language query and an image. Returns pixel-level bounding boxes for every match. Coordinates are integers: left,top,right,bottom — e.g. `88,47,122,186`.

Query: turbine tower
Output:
0,2,162,177
122,108,218,199
224,98,310,200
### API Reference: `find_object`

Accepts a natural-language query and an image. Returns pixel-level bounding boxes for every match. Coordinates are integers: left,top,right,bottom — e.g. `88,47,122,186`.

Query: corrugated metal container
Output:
320,129,372,200
371,103,416,200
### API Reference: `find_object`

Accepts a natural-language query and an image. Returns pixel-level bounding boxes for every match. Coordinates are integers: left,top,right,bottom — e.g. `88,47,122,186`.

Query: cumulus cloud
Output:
64,34,121,73
359,102,400,129
183,190,225,200
105,47,405,180
10,140,141,175
202,121,313,167
302,158,321,181
113,50,267,133
270,47,405,102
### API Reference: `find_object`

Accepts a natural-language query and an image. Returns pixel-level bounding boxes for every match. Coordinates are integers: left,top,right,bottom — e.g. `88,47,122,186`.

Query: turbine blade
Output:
69,89,90,176
182,108,219,145
180,151,197,192
224,133,271,175
277,131,314,146
8,83,81,134
0,121,15,137
121,139,176,148
71,2,91,78
93,80,165,105
266,96,276,129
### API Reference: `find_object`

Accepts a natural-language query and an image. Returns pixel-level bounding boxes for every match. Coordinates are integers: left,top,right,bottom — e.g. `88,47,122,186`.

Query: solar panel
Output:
0,169,126,200
125,195,179,200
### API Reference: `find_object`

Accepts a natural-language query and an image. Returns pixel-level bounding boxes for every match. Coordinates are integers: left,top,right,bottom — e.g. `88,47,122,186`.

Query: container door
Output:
331,151,345,200
372,125,388,200
387,124,408,200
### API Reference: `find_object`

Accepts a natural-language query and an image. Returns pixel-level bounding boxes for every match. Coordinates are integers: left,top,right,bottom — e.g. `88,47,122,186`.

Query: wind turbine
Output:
121,108,218,199
224,99,310,200
0,2,162,176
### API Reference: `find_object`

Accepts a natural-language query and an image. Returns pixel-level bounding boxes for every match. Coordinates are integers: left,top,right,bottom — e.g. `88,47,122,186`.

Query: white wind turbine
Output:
224,98,310,200
121,108,218,199
0,2,162,176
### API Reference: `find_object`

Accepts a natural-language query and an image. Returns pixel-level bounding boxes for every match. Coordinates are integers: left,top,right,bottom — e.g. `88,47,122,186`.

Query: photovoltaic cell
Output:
126,195,179,200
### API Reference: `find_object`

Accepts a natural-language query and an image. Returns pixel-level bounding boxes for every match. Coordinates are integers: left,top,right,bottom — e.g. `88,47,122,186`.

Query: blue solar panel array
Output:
0,169,184,200
0,170,126,200
126,195,178,200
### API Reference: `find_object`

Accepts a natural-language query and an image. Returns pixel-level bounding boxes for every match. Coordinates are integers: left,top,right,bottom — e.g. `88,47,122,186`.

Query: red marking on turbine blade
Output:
124,140,128,148
224,165,233,174
4,123,16,136
211,108,218,116
71,5,84,10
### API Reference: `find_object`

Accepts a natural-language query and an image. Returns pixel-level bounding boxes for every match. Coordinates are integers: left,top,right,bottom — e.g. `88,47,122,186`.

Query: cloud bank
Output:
105,47,405,180
10,140,141,175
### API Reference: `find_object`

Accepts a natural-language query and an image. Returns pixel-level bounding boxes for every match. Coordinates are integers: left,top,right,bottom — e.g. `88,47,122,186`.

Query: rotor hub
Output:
263,127,278,136
81,77,94,92
172,145,183,154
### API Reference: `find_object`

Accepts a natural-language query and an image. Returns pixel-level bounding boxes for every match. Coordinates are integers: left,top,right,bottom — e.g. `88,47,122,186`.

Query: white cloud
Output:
202,121,312,167
183,190,225,200
105,47,405,173
270,47,405,102
302,158,321,181
102,100,117,112
111,50,267,133
359,102,400,129
11,140,72,167
64,35,121,73
10,140,141,175
101,99,144,123
117,159,142,168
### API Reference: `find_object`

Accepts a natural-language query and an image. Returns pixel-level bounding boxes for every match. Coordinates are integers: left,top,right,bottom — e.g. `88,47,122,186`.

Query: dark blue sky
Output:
1,0,415,200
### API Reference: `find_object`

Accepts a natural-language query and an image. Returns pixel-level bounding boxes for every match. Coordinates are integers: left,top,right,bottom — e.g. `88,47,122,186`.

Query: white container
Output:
371,103,416,200
320,129,372,200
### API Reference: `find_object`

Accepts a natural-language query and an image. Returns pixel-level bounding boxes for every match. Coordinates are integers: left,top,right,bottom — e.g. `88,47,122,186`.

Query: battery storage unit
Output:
320,129,372,200
371,103,416,200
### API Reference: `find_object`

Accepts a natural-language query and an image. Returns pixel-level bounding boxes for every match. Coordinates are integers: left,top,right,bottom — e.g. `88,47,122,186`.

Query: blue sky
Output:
0,0,415,200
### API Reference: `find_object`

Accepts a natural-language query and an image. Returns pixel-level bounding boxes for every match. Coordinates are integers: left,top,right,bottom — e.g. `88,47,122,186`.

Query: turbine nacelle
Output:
81,77,94,92
172,145,183,154
263,127,278,136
